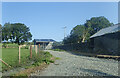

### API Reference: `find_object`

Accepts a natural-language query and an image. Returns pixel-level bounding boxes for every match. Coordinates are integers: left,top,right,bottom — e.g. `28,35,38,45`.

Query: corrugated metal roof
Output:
90,24,120,38
34,39,55,42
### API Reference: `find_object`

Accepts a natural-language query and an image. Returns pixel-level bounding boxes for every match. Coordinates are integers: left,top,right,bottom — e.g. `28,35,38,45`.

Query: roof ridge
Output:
34,39,55,42
90,24,119,38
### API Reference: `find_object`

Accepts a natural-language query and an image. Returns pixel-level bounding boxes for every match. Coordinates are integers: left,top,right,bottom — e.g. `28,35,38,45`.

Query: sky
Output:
2,2,118,42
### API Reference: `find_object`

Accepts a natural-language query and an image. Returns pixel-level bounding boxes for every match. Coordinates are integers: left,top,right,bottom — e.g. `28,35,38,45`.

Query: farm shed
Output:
34,39,55,50
90,24,120,55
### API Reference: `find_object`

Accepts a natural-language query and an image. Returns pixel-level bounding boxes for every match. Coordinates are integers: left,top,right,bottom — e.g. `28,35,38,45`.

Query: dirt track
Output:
31,50,119,76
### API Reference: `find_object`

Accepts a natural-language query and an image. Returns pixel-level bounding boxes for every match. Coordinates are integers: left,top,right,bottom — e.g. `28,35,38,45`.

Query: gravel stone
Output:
31,50,119,76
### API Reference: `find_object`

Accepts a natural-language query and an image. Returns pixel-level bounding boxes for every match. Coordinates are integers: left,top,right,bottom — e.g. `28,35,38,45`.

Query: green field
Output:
2,48,32,71
1,44,54,72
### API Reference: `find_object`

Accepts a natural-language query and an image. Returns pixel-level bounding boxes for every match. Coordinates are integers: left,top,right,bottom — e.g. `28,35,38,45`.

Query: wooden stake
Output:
19,46,21,64
39,44,40,56
35,45,38,55
30,45,32,59
0,59,11,68
39,44,40,52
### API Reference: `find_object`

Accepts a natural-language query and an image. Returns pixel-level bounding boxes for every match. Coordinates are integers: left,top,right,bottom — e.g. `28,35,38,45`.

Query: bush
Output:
2,43,7,48
31,51,54,66
25,46,29,49
32,62,41,66
21,46,29,49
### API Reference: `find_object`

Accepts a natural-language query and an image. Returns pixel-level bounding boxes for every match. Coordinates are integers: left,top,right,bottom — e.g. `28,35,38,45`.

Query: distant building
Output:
34,39,55,50
90,24,120,55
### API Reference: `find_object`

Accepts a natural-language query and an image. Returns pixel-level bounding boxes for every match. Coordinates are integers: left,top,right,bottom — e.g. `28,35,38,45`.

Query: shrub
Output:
25,46,29,49
2,43,7,48
21,46,29,49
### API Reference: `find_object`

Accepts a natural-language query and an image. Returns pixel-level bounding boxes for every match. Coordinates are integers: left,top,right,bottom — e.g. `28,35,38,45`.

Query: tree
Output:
2,23,12,42
2,23,32,45
52,41,63,47
0,24,1,29
63,16,113,44
84,16,113,35
0,24,2,42
70,25,90,43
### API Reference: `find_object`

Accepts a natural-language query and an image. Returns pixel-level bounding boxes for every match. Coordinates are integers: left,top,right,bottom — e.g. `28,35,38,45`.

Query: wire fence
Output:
0,44,43,72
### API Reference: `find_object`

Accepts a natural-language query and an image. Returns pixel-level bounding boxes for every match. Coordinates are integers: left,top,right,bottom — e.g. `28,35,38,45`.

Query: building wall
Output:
93,32,120,55
34,41,54,50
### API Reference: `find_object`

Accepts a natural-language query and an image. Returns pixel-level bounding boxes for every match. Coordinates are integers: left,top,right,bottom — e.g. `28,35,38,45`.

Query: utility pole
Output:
62,26,67,39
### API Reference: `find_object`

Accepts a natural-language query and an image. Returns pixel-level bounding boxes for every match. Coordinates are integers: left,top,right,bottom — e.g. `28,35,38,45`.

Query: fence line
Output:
1,44,41,70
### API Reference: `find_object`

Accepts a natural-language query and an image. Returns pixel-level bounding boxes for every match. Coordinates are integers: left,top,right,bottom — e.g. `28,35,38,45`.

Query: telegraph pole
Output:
63,26,67,39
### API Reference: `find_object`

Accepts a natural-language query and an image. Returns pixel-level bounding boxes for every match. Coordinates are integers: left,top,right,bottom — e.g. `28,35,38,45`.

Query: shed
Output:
90,24,120,55
34,39,55,50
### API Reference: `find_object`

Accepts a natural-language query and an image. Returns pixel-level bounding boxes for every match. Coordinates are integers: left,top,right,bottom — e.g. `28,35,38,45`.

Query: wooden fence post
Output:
35,45,38,55
30,45,32,59
39,44,40,56
19,46,21,64
39,44,40,52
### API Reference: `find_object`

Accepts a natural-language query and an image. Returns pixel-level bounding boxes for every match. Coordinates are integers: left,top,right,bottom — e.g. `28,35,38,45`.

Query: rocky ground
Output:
31,50,119,76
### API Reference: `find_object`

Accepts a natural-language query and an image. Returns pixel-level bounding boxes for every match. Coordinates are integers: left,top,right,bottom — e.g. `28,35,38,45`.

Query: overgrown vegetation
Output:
32,51,54,66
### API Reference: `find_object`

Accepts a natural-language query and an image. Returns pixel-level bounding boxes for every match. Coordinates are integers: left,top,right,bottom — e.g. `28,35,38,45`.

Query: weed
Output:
52,49,65,52
55,57,61,60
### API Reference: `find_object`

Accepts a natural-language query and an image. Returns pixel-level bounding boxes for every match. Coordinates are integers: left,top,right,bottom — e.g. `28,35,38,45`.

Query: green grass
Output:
55,57,61,60
1,47,54,72
2,48,31,71
52,49,65,52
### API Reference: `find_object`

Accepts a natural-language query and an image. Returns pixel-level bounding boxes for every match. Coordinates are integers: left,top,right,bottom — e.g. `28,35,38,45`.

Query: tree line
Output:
1,23,32,45
63,16,114,44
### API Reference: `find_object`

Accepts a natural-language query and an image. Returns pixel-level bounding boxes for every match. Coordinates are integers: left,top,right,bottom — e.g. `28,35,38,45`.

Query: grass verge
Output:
52,49,65,52
14,62,48,77
14,54,56,77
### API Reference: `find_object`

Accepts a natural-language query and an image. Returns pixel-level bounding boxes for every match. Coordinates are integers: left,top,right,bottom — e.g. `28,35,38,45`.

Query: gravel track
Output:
31,50,119,76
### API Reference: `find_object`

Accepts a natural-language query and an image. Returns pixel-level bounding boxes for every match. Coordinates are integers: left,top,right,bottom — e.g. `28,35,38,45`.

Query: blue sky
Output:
2,2,118,41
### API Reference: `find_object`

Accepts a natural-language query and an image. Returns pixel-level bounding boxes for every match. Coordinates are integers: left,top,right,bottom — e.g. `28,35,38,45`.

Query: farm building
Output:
34,39,55,50
90,24,120,55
